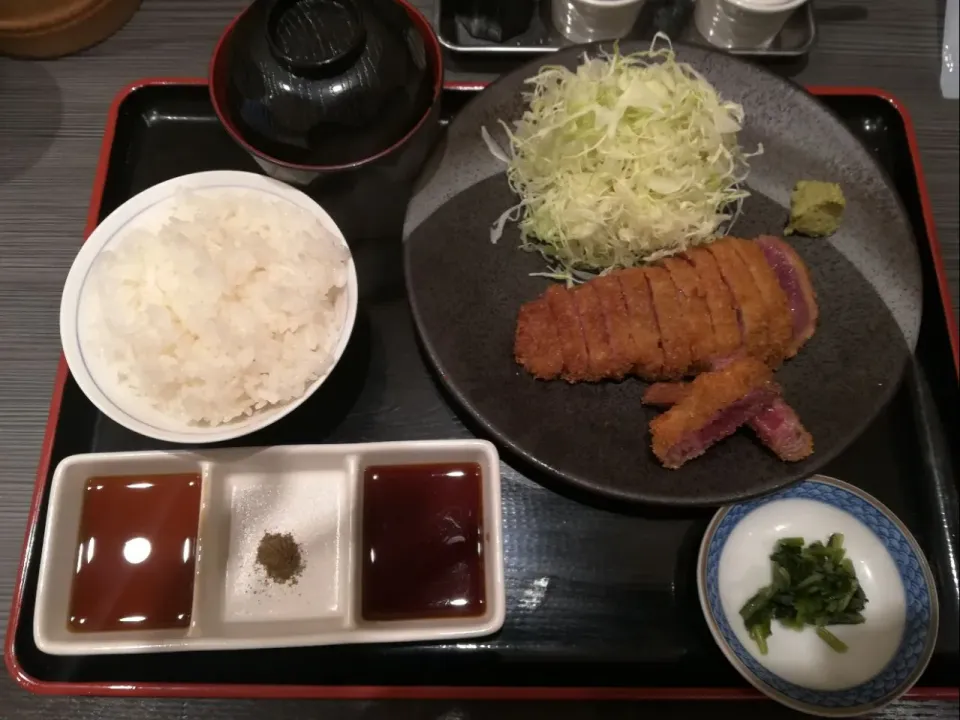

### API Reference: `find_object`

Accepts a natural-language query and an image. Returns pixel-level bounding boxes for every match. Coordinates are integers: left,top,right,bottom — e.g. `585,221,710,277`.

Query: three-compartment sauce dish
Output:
33,440,505,655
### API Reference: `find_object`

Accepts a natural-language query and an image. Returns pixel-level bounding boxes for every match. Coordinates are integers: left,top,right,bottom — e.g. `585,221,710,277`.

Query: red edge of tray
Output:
4,77,958,702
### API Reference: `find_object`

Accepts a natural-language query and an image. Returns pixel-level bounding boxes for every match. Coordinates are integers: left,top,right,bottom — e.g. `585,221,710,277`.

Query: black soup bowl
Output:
210,0,443,185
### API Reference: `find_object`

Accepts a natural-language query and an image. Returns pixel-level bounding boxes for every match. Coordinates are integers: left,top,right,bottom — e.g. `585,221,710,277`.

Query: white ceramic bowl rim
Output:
697,475,939,717
59,170,359,445
722,0,809,14
564,0,646,8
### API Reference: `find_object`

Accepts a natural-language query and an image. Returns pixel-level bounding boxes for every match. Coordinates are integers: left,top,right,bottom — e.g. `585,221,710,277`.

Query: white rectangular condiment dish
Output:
34,440,505,655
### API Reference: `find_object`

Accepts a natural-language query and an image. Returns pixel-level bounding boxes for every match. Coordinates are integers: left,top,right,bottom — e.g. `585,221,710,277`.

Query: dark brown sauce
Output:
361,462,486,621
68,473,202,633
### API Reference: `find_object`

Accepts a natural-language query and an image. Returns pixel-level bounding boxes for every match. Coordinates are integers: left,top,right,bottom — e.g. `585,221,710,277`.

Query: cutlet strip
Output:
645,265,693,379
642,381,690,408
662,256,717,370
686,248,742,357
616,268,664,379
649,357,776,469
573,283,629,380
592,275,640,378
706,239,771,363
653,386,779,469
545,285,590,383
514,298,564,380
731,238,793,365
750,398,814,462
755,235,819,357
643,381,814,463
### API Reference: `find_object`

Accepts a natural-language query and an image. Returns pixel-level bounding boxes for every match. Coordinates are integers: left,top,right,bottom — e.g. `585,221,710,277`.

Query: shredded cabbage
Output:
488,34,761,282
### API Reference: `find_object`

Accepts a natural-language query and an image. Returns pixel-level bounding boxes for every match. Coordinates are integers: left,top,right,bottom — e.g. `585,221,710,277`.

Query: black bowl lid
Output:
209,0,444,171
266,0,366,77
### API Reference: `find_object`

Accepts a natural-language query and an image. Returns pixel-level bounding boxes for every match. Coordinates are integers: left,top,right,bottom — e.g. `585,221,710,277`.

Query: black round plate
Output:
403,42,921,506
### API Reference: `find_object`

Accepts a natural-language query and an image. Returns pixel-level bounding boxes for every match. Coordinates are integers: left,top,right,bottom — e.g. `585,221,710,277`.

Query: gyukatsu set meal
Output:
492,38,843,469
81,189,350,426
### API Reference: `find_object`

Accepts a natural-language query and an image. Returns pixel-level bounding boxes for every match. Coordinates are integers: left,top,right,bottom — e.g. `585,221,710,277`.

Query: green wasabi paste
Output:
784,180,846,238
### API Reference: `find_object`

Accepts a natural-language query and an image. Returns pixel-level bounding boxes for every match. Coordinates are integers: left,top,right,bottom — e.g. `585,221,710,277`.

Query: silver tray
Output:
436,0,817,59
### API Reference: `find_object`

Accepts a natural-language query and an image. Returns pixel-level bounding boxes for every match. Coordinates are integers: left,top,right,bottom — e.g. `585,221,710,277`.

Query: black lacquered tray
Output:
4,80,958,700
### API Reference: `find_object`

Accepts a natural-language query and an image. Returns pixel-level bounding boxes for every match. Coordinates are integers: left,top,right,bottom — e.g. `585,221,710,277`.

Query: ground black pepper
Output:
255,531,304,585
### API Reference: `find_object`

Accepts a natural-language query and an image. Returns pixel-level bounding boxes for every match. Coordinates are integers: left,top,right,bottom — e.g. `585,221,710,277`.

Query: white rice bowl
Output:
60,171,358,443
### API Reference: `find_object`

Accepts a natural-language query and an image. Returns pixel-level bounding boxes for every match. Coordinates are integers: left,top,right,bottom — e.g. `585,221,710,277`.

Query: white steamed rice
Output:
83,189,350,426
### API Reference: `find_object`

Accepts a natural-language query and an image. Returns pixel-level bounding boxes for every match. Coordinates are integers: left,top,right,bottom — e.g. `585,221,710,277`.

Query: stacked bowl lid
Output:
210,0,443,178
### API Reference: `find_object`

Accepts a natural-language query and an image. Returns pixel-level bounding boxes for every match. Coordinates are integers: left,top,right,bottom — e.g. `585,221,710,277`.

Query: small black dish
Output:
210,0,443,182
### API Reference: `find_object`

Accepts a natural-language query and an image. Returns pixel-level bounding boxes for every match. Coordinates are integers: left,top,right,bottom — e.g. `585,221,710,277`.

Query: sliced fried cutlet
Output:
616,268,663,380
686,248,741,358
730,237,793,366
643,379,814,463
642,381,690,408
573,283,630,380
545,285,590,383
662,256,717,370
755,235,819,358
706,239,771,363
644,265,693,379
592,274,640,378
514,298,564,380
649,357,777,469
750,398,814,462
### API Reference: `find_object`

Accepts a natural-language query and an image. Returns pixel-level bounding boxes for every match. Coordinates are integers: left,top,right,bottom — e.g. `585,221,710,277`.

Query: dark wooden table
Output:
0,1,956,718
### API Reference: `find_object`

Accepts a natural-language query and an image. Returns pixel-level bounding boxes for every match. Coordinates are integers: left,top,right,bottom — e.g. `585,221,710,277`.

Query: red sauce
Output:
361,462,486,621
68,473,202,633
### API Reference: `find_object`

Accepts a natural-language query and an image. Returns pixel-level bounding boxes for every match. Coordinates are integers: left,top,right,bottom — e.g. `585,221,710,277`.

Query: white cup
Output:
551,0,647,44
695,0,808,50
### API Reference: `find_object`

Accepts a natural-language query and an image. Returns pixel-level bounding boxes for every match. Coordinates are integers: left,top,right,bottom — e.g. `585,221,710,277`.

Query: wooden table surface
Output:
0,1,956,718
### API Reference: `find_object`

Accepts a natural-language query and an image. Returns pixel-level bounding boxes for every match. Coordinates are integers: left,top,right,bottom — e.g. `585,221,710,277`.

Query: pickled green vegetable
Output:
740,533,868,655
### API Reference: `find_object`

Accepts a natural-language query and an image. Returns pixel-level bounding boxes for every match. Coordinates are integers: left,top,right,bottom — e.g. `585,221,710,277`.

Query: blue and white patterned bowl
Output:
698,475,939,717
